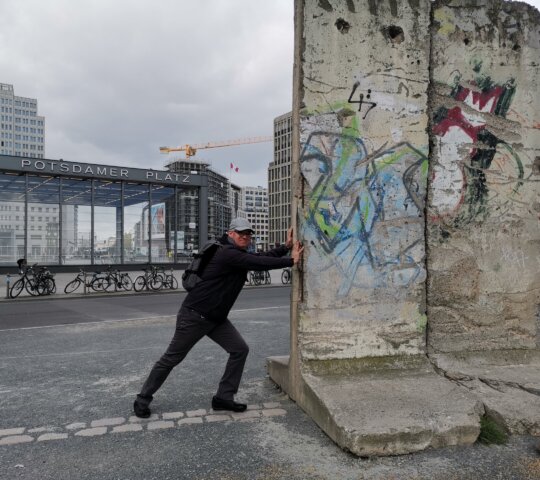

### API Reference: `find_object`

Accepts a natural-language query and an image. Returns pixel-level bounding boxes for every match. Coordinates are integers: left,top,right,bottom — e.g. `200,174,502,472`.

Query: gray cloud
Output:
0,0,293,185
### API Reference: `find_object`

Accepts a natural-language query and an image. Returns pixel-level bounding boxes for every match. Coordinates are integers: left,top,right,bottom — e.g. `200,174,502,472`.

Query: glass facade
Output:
0,157,208,269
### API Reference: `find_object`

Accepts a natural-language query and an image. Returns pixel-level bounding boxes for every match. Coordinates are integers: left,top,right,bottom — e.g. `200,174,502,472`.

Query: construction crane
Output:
159,136,273,159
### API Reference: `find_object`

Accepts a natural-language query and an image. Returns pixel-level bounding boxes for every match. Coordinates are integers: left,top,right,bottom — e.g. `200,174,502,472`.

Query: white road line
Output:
0,306,289,333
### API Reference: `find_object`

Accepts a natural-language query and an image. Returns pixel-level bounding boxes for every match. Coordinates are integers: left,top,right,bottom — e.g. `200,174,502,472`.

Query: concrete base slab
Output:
430,350,540,435
266,355,290,394
267,355,483,456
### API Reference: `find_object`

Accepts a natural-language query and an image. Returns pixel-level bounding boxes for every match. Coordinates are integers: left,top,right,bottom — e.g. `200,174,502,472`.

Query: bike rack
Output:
5,274,10,299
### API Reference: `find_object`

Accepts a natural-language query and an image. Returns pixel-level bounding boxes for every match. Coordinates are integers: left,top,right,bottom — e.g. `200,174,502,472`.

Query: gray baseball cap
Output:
229,217,254,233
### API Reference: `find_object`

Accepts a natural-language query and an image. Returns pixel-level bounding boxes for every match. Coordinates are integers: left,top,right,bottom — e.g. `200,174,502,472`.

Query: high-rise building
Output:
166,158,231,250
268,111,292,248
0,83,45,158
239,186,268,251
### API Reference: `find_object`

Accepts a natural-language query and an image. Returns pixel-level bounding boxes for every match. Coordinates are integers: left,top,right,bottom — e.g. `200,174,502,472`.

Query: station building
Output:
0,155,210,272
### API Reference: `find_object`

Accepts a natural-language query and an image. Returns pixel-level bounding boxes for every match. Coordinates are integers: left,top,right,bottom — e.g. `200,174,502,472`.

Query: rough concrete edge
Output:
267,353,482,457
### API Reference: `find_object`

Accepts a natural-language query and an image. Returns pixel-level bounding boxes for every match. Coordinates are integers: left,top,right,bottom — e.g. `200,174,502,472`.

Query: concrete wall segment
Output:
297,0,432,360
427,0,540,353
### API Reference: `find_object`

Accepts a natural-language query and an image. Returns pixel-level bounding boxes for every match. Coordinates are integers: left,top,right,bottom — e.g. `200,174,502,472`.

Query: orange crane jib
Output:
159,136,273,158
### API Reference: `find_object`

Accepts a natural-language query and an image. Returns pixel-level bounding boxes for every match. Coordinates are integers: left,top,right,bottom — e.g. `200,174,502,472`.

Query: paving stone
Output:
231,410,262,420
0,427,25,437
128,414,159,423
204,415,231,422
28,427,58,433
37,433,69,442
147,421,175,430
111,424,143,434
162,411,184,420
263,402,280,409
74,427,108,437
261,408,287,417
178,417,203,426
91,417,125,427
186,409,206,417
65,422,86,431
0,435,34,445
247,404,261,410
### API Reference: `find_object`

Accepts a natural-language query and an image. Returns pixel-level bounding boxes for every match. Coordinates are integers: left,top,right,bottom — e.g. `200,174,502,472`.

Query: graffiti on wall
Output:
431,68,525,226
300,101,428,295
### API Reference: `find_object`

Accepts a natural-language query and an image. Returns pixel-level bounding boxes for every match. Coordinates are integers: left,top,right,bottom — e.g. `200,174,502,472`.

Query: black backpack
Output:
181,241,222,291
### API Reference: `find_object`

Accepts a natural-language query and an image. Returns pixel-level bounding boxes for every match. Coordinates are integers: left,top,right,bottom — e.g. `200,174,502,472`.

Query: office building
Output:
268,111,292,248
166,158,231,248
0,83,45,158
239,186,268,251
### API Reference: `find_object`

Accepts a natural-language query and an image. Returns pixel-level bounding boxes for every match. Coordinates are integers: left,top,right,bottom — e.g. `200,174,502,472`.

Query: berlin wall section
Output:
296,0,431,363
427,0,540,354
266,0,540,456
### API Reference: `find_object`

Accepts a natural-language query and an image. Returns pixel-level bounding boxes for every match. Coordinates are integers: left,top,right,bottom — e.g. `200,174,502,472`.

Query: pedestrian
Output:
133,218,303,417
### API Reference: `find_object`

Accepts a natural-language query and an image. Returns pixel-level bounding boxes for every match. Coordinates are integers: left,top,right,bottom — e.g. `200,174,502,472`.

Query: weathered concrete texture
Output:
297,0,431,360
427,0,540,353
285,0,540,458
430,350,540,435
268,355,482,456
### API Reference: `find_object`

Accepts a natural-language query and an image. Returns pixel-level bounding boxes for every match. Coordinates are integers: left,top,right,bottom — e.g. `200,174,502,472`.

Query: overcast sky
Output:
1,0,539,188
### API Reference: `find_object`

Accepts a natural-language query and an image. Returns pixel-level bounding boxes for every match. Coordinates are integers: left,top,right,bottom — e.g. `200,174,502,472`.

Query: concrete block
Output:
111,424,143,434
37,433,68,442
204,415,231,423
90,417,125,427
186,409,206,417
147,421,174,430
0,435,33,445
303,368,482,456
0,427,25,436
431,350,540,435
178,417,203,426
162,411,184,420
74,427,107,437
266,356,290,393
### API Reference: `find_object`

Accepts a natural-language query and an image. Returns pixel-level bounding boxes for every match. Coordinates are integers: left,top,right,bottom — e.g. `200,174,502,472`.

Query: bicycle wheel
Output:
91,276,109,292
168,275,178,290
10,278,25,298
118,274,133,291
148,274,163,291
25,278,40,296
64,278,82,294
281,269,290,284
133,276,146,292
42,278,56,295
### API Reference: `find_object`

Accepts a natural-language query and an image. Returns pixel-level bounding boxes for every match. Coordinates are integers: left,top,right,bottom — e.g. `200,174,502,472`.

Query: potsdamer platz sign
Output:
0,155,209,271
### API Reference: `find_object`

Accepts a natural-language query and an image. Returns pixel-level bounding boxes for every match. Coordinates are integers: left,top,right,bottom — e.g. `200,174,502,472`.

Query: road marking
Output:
0,402,287,448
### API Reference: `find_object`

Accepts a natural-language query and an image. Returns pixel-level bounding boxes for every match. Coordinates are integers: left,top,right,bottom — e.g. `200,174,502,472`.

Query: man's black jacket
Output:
182,234,293,322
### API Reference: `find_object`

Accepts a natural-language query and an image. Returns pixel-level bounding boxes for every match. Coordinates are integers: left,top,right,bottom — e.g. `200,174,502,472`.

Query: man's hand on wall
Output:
286,227,294,249
291,240,304,265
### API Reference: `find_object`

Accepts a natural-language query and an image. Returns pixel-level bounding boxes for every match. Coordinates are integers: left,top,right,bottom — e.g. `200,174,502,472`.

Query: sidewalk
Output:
0,268,289,301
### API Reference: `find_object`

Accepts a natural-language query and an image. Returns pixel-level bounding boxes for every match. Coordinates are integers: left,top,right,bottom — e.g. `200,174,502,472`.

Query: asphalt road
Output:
0,285,288,330
0,287,539,480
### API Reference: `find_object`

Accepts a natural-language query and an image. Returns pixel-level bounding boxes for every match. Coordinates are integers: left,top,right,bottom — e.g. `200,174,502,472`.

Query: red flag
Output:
230,163,239,172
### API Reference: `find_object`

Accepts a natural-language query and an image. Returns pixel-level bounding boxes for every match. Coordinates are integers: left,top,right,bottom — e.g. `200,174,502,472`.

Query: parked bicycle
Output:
64,269,109,294
102,265,133,292
281,267,291,284
161,267,178,290
133,264,163,292
10,263,56,298
248,270,271,286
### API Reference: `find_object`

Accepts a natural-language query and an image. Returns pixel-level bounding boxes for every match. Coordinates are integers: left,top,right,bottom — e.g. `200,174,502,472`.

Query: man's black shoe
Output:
133,400,151,418
211,396,247,412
